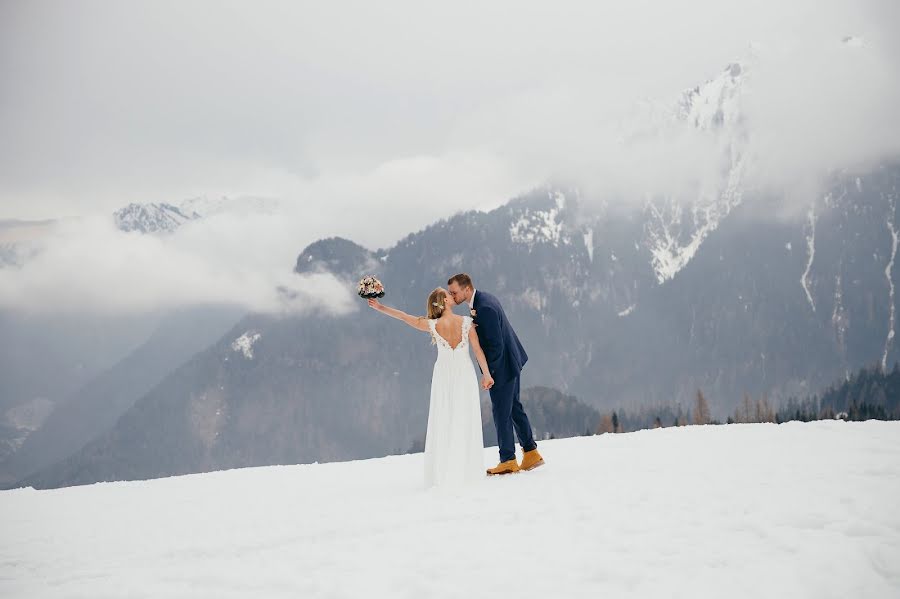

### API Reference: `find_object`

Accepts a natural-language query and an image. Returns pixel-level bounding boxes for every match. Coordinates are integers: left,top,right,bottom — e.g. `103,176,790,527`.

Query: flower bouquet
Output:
357,275,385,299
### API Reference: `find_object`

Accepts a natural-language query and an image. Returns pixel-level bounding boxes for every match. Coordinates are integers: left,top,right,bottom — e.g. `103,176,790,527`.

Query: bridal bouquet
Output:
357,275,385,299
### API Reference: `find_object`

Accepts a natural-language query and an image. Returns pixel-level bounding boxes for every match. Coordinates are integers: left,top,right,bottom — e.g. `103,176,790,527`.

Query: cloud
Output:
3,1,897,220
1,0,898,314
0,213,358,316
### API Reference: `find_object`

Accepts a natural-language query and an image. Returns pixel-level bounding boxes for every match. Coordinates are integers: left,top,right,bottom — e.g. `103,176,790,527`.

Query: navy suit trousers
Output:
489,375,537,462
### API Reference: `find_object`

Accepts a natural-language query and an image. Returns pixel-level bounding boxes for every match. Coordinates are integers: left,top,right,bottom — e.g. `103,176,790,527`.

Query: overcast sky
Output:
1,1,898,313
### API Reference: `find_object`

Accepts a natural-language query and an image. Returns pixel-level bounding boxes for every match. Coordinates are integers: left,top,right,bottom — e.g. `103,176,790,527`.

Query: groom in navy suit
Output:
447,273,545,475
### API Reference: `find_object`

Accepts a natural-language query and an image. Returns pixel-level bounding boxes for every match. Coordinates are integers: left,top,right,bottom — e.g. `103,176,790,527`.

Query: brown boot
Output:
486,459,520,476
520,448,545,471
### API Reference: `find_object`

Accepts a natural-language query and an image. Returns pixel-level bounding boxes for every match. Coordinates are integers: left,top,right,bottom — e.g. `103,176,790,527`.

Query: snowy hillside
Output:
2,421,898,598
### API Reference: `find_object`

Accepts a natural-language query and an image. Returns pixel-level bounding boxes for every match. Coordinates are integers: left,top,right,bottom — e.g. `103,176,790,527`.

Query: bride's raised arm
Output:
367,298,430,332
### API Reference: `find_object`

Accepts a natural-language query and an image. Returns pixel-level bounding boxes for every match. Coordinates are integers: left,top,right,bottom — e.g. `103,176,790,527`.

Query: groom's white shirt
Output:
468,289,476,309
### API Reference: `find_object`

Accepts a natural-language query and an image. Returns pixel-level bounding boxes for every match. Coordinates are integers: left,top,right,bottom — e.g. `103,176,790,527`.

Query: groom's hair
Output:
447,273,473,289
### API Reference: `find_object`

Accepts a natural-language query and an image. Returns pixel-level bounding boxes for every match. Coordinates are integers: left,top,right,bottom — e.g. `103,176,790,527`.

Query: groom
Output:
447,273,545,475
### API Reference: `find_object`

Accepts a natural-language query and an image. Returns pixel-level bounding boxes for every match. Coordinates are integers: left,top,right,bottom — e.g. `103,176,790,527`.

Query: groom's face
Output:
447,282,470,305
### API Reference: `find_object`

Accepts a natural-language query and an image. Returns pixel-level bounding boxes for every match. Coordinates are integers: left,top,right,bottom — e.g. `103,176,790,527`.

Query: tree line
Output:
593,363,900,434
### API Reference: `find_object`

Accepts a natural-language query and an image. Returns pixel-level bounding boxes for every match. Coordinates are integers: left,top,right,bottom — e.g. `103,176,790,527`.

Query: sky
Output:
1,0,898,314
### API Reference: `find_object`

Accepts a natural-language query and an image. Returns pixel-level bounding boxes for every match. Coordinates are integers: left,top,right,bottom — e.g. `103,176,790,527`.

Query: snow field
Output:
2,420,899,598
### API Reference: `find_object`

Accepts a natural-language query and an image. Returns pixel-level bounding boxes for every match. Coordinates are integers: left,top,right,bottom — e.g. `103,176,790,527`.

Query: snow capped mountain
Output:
113,202,197,234
641,61,749,283
15,48,899,492
113,196,281,234
16,162,900,490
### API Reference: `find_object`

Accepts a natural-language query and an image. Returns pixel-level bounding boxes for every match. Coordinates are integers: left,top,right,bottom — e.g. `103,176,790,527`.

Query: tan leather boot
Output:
486,459,520,476
520,448,545,471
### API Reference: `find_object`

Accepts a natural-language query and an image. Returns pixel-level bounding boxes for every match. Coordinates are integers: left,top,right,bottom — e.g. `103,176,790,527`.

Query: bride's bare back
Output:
433,315,465,349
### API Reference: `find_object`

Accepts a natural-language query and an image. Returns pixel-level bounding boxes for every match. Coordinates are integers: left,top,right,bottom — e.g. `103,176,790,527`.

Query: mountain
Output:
4,421,899,597
0,305,244,486
113,202,198,234
113,196,281,234
18,158,900,490
15,53,900,489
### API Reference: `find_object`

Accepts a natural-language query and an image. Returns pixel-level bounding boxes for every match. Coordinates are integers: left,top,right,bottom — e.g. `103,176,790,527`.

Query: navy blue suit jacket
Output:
471,290,528,385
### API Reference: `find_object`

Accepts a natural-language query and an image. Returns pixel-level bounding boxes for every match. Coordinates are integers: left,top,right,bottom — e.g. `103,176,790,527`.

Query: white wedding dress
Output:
423,316,485,488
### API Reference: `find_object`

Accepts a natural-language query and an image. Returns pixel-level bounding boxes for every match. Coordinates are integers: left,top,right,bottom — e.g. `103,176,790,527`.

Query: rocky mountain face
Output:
17,159,900,489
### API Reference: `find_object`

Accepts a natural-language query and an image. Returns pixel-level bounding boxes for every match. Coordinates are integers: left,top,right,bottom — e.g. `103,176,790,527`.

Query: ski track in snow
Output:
801,200,817,312
883,195,898,371
2,422,900,598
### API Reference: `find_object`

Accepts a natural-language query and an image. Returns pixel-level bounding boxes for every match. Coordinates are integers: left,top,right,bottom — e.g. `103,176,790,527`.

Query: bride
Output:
368,287,491,488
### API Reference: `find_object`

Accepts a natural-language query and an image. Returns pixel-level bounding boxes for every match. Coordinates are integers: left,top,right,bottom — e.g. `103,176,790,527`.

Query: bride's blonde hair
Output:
426,287,448,320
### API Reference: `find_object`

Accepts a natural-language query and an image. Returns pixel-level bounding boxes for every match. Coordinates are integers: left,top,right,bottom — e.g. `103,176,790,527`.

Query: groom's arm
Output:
475,305,504,376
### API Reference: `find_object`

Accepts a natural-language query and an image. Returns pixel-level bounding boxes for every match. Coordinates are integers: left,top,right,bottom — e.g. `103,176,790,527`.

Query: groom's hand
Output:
481,374,494,390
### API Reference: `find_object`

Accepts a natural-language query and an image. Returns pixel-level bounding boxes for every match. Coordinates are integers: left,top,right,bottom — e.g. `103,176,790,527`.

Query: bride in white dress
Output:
368,287,492,488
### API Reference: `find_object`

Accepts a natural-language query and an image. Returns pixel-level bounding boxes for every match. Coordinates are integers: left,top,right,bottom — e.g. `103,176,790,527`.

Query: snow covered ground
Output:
2,421,899,598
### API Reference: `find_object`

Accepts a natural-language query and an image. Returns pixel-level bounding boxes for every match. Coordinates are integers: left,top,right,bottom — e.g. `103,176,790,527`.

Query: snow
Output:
509,191,567,249
2,421,899,598
617,304,636,317
802,201,817,312
676,62,745,130
643,62,748,284
883,197,898,371
231,331,261,359
583,228,594,262
643,156,745,284
113,197,281,234
833,274,848,352
113,203,196,234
